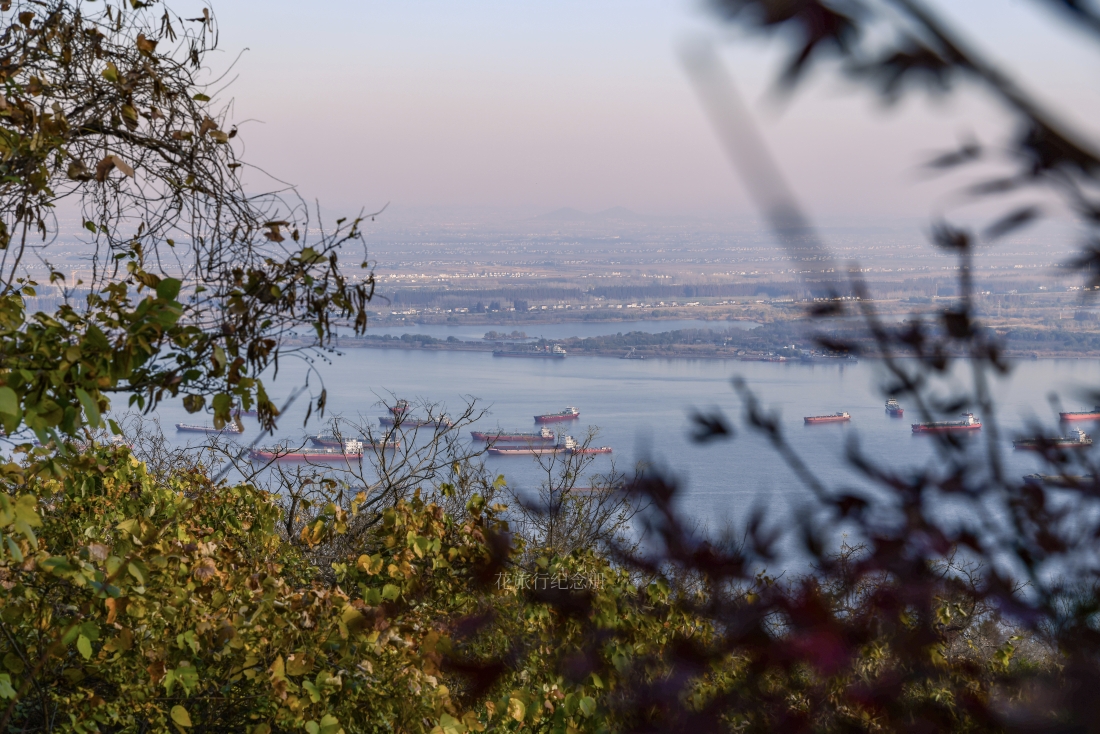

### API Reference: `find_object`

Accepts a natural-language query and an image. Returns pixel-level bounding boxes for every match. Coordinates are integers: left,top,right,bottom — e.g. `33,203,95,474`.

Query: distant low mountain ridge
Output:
536,206,650,223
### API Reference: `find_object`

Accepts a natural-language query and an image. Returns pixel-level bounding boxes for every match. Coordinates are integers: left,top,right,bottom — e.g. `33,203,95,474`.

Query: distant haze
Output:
208,0,1099,228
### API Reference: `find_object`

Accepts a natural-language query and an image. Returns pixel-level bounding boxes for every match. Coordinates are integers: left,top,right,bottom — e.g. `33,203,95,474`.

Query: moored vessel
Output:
535,407,580,423
378,415,453,429
471,426,556,442
250,438,397,461
1013,428,1092,451
804,412,850,424
175,423,242,434
487,435,608,456
885,398,904,417
493,345,566,359
1059,406,1100,421
308,432,363,448
1023,473,1096,488
912,413,981,433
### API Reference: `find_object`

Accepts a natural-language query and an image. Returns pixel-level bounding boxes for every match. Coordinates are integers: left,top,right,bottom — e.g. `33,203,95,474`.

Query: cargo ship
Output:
535,407,580,423
390,400,410,415
1023,473,1096,488
471,426,556,442
175,423,242,434
1059,406,1100,421
1013,428,1092,451
487,436,611,456
378,415,453,429
911,413,981,433
250,438,397,462
308,432,362,448
804,412,850,424
493,345,566,359
885,398,904,417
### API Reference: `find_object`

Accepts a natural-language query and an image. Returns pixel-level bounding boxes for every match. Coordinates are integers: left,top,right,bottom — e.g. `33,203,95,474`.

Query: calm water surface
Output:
153,349,1100,531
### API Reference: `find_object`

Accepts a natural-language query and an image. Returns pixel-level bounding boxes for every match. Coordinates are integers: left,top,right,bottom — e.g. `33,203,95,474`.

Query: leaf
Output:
101,62,119,83
381,584,400,601
171,705,192,727
75,387,101,428
579,696,596,717
0,674,14,699
136,32,158,55
0,387,18,417
156,277,182,301
94,155,134,182
127,561,148,586
507,697,526,723
77,634,92,660
192,93,210,102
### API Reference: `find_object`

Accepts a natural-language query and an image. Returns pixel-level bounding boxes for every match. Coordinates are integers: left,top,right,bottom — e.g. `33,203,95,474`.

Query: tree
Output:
0,0,374,441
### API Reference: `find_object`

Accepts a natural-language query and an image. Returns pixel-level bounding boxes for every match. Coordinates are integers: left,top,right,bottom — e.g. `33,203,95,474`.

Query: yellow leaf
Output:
171,704,192,727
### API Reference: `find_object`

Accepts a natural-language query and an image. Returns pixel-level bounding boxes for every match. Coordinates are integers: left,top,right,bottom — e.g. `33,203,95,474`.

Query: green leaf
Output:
108,418,122,435
171,705,192,727
0,673,14,699
381,584,400,601
579,696,596,717
192,93,210,102
76,634,92,660
0,387,18,417
156,277,182,301
127,561,147,586
75,387,101,428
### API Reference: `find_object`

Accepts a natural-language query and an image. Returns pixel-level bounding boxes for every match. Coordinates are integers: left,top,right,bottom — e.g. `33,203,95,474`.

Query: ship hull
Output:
175,424,241,434
1014,440,1092,451
912,424,981,433
471,431,554,442
252,444,396,461
571,447,612,455
493,352,565,359
535,414,579,423
488,446,568,456
804,416,850,424
379,417,452,428
886,409,904,417
1060,412,1100,421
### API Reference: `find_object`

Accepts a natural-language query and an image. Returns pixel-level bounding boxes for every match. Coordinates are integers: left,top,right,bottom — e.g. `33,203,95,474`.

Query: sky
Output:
202,0,1100,226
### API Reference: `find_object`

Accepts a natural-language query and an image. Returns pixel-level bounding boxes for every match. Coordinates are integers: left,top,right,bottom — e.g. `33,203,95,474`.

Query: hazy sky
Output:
206,1,1100,225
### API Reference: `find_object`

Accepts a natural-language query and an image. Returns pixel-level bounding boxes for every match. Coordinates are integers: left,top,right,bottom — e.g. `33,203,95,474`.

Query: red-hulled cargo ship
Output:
804,412,850,424
1059,406,1100,421
885,398,904,417
912,413,981,433
535,407,580,423
471,426,556,442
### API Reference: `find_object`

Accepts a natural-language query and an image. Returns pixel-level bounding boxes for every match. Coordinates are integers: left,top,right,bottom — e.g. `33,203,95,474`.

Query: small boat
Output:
912,413,982,433
175,423,242,434
1013,428,1092,451
621,347,644,360
535,407,580,423
378,415,453,428
804,412,851,424
885,398,904,417
471,426,556,442
250,438,397,461
1059,406,1100,421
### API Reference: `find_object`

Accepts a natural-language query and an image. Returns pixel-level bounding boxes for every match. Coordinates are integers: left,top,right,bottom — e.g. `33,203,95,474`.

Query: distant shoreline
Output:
302,336,1100,361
